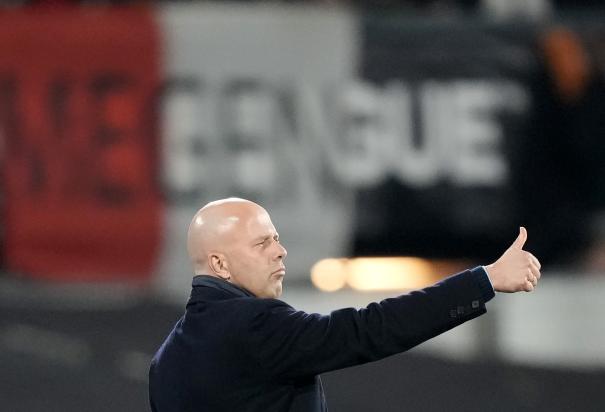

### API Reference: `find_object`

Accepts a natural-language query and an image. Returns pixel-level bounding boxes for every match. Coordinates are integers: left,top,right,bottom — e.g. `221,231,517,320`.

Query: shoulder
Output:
195,297,296,321
234,297,295,316
228,298,323,331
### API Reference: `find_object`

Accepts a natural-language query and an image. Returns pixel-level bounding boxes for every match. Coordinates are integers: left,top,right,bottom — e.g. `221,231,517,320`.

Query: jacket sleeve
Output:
246,267,495,380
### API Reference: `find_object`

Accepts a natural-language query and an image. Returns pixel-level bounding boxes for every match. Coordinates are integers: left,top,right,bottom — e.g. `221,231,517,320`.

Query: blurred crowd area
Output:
0,0,603,14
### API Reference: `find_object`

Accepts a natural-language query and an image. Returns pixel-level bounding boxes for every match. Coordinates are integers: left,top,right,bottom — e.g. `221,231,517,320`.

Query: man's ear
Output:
209,253,230,280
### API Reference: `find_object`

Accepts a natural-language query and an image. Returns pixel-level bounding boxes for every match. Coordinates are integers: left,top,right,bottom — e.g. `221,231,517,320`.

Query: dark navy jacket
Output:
149,267,495,412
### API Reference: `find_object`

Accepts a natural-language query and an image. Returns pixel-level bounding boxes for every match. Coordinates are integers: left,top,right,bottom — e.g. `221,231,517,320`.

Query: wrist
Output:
484,263,503,292
482,265,496,292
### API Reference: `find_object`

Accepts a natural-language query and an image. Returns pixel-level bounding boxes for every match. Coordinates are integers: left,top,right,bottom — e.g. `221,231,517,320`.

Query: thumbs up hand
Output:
485,227,542,293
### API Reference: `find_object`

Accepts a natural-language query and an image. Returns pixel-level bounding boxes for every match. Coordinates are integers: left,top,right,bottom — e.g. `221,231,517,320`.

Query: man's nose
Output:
276,243,287,260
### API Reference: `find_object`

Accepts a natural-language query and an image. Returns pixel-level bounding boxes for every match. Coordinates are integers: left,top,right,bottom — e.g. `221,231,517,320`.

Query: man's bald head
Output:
187,198,263,273
186,198,287,298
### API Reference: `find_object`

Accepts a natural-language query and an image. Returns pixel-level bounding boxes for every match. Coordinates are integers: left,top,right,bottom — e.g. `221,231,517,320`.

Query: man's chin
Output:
271,281,283,298
257,283,282,299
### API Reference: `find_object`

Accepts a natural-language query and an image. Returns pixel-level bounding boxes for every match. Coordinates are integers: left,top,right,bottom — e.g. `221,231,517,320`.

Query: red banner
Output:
0,8,162,281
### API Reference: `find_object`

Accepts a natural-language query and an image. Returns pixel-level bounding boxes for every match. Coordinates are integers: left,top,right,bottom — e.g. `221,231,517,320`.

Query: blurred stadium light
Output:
311,257,469,292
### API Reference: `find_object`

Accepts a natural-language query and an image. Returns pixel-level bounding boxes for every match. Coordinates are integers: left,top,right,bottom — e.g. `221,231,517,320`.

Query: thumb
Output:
511,226,527,250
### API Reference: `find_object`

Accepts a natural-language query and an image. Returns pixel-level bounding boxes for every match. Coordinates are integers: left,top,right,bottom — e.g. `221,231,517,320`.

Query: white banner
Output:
155,5,359,298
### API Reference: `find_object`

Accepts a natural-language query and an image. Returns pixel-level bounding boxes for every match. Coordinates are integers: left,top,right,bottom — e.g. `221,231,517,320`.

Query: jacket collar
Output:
191,275,255,298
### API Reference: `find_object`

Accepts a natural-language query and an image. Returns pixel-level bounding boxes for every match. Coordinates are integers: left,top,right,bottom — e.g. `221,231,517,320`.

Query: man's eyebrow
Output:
253,235,271,243
253,233,279,243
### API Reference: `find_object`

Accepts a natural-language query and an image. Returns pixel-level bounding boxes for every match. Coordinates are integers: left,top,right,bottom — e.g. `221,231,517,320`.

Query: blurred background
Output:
1,0,604,411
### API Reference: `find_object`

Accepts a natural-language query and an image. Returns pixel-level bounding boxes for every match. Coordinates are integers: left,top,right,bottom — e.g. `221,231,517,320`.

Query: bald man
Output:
149,198,541,412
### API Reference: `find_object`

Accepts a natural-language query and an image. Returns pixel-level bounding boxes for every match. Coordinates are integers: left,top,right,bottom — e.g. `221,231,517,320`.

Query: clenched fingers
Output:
529,261,541,280
528,252,541,271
